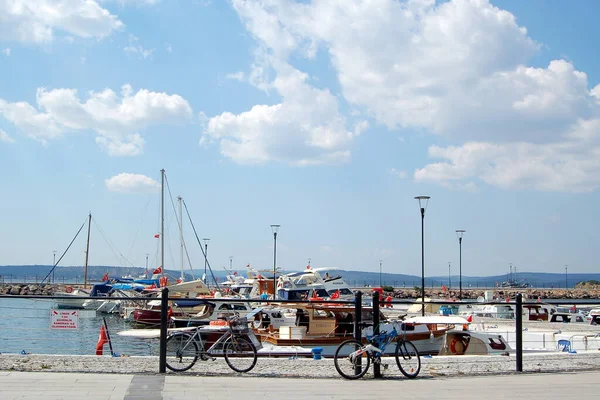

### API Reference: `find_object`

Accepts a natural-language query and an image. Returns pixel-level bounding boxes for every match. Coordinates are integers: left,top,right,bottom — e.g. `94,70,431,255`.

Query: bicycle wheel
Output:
166,332,199,372
395,340,421,378
223,336,257,373
333,339,370,380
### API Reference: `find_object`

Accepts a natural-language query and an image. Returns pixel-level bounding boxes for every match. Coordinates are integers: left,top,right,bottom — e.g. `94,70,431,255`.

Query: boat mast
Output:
178,195,184,282
161,169,165,280
84,212,92,289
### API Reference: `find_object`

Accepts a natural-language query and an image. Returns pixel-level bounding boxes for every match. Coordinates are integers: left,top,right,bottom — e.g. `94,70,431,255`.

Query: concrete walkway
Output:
0,370,598,400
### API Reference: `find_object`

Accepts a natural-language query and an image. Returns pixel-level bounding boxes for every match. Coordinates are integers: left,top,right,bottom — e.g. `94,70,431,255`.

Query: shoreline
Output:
2,352,600,378
2,283,600,300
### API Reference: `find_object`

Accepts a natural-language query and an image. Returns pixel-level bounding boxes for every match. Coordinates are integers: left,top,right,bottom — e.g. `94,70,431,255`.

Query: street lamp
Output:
379,260,383,287
565,265,568,289
203,238,210,280
270,225,280,299
448,261,451,289
415,196,430,316
229,256,233,272
455,230,465,300
145,253,149,277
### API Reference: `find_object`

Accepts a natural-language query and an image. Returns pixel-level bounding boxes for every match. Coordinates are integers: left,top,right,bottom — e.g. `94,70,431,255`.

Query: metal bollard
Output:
515,293,523,372
373,291,381,378
159,287,169,373
354,291,362,376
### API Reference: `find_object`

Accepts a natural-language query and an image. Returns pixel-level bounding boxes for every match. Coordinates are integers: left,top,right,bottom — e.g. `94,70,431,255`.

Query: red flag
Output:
466,315,473,323
102,273,109,281
96,325,108,355
306,265,310,269
154,233,160,238
330,290,340,299
233,271,238,276
153,266,162,274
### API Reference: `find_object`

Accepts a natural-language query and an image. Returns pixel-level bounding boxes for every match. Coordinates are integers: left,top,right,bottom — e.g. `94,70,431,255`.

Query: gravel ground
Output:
1,351,599,379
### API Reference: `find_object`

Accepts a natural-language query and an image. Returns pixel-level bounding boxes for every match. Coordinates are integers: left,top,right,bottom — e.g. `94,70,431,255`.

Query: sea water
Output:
0,297,159,356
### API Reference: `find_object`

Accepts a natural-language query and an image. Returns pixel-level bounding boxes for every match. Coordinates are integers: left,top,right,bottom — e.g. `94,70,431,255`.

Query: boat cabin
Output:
277,288,330,301
522,303,551,321
550,312,586,323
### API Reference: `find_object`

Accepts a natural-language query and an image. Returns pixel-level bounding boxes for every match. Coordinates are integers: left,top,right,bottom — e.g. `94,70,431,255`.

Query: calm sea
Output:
0,298,159,356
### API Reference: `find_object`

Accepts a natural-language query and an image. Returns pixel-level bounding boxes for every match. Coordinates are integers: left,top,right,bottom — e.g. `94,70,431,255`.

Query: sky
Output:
1,0,599,279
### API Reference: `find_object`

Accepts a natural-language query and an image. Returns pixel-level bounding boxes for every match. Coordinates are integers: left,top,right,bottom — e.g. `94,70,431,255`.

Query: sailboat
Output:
131,169,211,326
54,213,94,309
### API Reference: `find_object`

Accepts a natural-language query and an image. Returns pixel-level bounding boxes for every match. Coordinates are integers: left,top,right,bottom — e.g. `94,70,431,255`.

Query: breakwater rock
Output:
0,283,63,296
384,288,600,301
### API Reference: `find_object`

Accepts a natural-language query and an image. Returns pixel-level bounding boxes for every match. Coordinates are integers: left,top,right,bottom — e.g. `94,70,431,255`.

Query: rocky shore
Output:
2,283,600,301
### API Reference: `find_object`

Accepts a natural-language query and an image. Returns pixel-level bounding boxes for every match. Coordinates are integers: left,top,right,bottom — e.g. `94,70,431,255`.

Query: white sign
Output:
50,309,79,330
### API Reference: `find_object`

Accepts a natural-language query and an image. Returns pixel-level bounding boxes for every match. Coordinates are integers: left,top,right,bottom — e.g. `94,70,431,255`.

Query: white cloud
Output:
230,0,600,191
105,173,160,193
123,35,155,59
2,48,10,56
415,130,600,192
204,62,355,165
388,168,407,179
225,71,245,82
0,129,15,143
0,84,192,156
0,0,124,44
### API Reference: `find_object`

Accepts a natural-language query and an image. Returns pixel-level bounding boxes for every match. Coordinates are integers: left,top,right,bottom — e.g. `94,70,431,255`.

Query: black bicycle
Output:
165,315,258,373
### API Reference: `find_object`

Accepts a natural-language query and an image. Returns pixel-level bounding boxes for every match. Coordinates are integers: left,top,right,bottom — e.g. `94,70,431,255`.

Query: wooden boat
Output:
254,303,452,356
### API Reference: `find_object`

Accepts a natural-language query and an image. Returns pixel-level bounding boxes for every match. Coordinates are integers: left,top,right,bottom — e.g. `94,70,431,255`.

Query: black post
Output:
515,293,523,372
420,208,425,316
159,287,169,373
273,231,277,299
103,317,114,356
459,237,462,300
354,291,362,376
373,291,381,378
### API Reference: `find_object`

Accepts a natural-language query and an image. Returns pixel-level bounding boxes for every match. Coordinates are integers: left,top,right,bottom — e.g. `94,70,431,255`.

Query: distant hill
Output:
1,265,599,289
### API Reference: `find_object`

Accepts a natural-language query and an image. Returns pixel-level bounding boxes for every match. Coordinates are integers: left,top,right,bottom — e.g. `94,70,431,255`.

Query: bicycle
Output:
333,323,421,380
165,315,259,373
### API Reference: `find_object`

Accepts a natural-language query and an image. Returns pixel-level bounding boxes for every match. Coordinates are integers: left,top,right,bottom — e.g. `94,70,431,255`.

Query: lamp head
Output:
414,196,430,214
270,224,280,235
203,238,210,245
455,230,466,240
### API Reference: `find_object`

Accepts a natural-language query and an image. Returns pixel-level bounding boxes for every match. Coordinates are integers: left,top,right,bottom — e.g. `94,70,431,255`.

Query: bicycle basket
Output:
230,317,249,333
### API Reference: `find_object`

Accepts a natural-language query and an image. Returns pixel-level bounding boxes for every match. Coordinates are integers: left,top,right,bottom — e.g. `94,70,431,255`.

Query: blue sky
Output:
1,0,599,279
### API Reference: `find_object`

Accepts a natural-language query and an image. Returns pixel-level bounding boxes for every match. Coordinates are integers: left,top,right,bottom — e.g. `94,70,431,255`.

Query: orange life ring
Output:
209,320,228,326
159,276,168,287
450,338,465,354
65,286,73,294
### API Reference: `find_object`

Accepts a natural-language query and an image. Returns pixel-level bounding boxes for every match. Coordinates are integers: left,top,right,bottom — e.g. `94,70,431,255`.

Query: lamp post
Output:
455,230,465,300
415,196,430,316
448,261,451,289
203,238,210,279
270,225,280,299
379,260,383,287
565,265,568,289
229,256,233,272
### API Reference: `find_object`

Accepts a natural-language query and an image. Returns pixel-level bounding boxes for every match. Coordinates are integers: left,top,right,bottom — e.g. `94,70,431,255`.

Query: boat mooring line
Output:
124,375,165,400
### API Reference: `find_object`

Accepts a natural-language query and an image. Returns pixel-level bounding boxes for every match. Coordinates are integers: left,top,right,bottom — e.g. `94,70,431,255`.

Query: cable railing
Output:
0,291,599,376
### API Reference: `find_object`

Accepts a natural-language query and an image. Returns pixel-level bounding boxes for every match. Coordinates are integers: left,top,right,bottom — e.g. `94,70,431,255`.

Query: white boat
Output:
468,318,600,353
405,316,512,356
275,267,354,301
